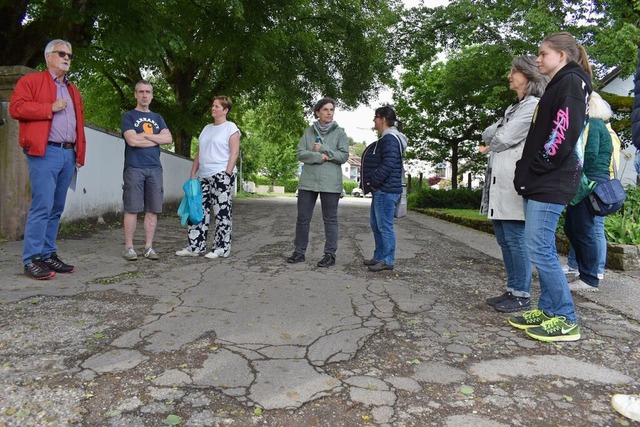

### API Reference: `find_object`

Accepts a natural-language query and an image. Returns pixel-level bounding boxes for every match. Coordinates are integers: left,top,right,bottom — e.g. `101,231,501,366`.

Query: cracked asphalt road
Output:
0,196,639,426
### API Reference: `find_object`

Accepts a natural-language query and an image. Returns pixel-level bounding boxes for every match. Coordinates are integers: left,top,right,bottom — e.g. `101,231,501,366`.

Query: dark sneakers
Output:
368,261,394,272
494,295,531,313
486,291,512,307
43,253,75,273
286,252,306,263
317,253,336,268
363,259,378,266
24,257,56,280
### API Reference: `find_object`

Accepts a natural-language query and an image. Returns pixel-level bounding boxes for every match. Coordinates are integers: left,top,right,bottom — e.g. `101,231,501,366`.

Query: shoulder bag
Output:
392,135,407,219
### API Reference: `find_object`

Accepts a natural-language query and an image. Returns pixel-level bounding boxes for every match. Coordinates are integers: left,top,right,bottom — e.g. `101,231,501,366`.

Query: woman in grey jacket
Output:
481,55,548,313
287,98,350,267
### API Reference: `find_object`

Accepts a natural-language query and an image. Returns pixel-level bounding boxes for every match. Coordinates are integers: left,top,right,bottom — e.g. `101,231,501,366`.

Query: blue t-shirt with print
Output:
121,109,168,168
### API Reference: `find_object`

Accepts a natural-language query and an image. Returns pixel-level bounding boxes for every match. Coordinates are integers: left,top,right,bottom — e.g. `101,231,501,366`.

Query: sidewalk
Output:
0,196,638,426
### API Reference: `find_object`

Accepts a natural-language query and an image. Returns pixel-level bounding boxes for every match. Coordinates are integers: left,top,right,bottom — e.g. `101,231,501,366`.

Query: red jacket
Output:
9,70,86,166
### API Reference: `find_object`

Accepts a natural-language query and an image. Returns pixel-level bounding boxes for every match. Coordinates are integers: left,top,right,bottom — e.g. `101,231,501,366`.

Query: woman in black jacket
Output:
509,32,592,343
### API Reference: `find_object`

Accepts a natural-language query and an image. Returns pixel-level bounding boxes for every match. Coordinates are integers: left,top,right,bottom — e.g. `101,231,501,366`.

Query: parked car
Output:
351,187,371,198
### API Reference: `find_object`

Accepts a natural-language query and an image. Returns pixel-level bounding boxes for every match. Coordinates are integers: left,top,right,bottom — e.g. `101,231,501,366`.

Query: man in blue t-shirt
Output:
121,80,173,261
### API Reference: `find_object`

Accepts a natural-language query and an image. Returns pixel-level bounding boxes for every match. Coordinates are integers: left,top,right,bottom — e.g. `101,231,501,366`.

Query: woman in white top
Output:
176,96,240,259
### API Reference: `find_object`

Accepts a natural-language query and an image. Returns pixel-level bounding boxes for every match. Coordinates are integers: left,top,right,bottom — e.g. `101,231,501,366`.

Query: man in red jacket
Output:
9,39,86,280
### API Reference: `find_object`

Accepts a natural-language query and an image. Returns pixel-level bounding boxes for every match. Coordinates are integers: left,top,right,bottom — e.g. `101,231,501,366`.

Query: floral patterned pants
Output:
187,172,234,255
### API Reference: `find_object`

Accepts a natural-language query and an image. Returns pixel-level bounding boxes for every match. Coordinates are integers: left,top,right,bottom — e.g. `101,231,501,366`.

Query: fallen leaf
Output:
163,414,182,425
460,385,474,395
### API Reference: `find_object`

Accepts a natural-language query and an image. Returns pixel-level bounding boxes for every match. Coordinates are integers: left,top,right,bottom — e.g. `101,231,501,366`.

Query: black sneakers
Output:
494,295,531,313
286,252,306,263
24,257,56,280
43,253,75,273
317,253,336,268
486,291,512,307
363,259,378,266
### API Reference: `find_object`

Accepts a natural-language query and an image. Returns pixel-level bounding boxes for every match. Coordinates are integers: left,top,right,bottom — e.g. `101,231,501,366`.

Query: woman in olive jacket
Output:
287,98,349,267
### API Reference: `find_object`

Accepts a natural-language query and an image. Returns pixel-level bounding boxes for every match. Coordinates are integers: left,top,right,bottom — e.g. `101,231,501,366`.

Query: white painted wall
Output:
602,75,634,97
619,146,639,187
62,125,192,221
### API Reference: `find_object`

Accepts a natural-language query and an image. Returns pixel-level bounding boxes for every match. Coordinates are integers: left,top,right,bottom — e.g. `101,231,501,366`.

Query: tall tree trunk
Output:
451,143,459,190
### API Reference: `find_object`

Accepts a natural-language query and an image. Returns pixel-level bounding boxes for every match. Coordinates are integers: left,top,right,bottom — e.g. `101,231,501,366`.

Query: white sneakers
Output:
563,265,604,280
176,247,228,259
204,248,228,259
175,247,201,257
562,265,579,275
611,394,640,421
569,279,599,293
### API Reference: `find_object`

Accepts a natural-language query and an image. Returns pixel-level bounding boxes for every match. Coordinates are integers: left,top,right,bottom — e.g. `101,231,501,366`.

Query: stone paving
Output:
0,196,639,426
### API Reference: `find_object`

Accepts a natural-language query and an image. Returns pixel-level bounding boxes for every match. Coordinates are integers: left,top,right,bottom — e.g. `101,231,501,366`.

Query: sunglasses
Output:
51,50,74,60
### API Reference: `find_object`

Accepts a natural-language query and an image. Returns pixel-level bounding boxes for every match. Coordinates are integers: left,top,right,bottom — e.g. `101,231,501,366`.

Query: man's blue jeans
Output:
523,198,577,323
23,146,76,264
492,220,531,297
370,190,401,265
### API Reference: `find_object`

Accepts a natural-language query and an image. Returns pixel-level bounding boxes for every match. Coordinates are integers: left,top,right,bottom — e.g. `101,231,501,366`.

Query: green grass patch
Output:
426,209,488,221
416,208,493,234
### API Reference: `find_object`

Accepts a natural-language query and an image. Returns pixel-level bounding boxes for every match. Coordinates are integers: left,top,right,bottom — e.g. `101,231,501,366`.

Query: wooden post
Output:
0,66,33,240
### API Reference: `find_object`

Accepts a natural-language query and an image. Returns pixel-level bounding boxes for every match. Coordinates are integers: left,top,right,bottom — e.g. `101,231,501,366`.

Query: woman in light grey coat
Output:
480,55,549,313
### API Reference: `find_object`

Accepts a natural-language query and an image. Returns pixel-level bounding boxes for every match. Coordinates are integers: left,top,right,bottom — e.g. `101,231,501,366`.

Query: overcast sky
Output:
339,0,450,144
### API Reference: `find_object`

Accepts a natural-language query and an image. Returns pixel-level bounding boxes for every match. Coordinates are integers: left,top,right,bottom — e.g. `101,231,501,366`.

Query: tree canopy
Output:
395,0,640,188
3,0,639,188
2,0,401,158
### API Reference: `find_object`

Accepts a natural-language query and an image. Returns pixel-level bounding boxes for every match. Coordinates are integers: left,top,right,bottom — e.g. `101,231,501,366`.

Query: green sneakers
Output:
508,309,553,329
509,309,581,342
525,317,581,342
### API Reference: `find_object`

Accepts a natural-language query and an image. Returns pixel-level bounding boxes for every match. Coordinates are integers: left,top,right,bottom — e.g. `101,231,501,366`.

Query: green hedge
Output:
246,174,357,194
409,188,482,210
343,181,359,193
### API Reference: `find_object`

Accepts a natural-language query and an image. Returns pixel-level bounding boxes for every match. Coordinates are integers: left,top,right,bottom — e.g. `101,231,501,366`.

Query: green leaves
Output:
163,414,182,425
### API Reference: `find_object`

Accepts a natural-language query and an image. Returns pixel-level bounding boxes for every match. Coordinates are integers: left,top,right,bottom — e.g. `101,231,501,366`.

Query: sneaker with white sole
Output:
569,279,599,293
143,247,159,260
611,394,640,422
205,248,228,259
175,247,201,257
561,265,579,276
525,316,581,342
122,247,138,261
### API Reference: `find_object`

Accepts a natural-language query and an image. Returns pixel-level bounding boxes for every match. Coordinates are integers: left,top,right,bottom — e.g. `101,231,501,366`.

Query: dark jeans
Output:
294,190,340,255
564,172,610,287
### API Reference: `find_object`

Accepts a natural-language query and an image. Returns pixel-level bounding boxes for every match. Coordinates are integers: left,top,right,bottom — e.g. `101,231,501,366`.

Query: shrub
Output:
343,181,358,194
409,187,482,210
604,184,640,245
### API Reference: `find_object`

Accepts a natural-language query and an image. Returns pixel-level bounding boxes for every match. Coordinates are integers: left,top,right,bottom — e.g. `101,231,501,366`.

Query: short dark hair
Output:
135,80,153,92
313,97,336,117
374,105,403,131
